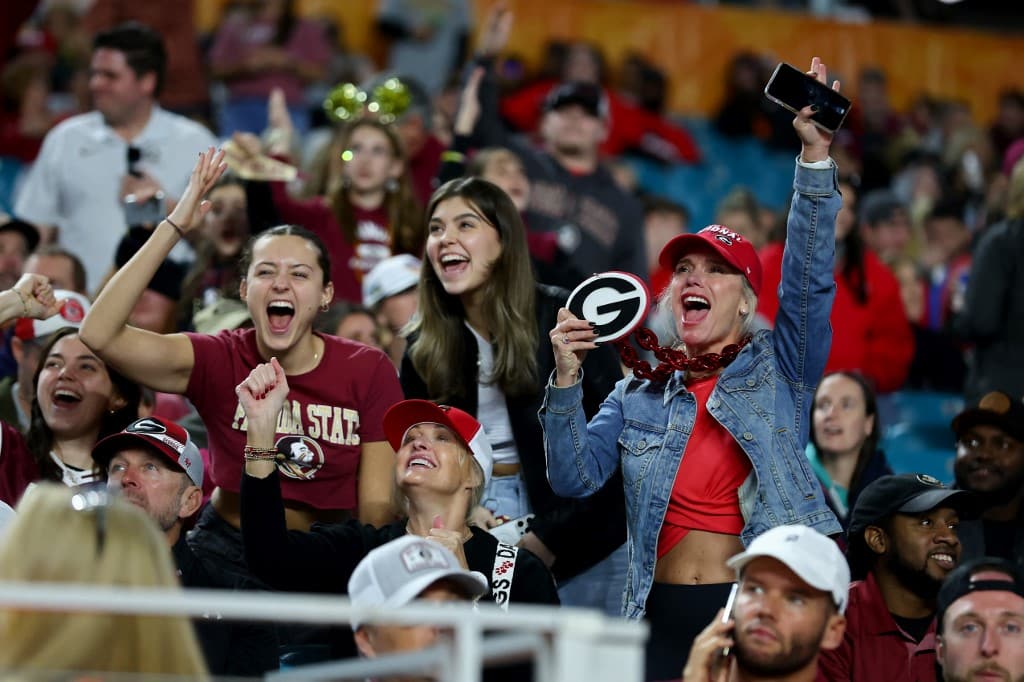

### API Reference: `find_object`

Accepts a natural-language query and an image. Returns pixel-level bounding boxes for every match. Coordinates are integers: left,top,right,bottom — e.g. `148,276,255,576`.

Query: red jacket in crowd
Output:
758,242,915,393
501,79,700,163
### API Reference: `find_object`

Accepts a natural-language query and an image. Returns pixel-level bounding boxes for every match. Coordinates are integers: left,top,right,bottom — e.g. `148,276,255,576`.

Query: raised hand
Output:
478,2,513,58
453,67,485,136
11,273,60,320
793,57,840,163
550,307,598,387
264,88,295,157
166,147,227,233
235,357,290,446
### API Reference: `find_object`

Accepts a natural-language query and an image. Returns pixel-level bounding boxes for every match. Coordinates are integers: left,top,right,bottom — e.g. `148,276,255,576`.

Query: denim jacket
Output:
540,160,843,619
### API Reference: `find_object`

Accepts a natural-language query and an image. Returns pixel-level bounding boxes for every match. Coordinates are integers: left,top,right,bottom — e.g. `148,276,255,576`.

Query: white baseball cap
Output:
362,254,421,309
347,535,489,630
726,525,850,613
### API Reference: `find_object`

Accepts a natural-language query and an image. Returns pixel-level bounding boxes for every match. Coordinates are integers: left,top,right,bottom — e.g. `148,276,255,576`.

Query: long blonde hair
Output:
405,178,538,401
0,484,209,678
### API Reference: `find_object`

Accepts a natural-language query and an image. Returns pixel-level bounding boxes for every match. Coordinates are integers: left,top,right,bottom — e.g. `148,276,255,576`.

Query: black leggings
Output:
644,581,735,682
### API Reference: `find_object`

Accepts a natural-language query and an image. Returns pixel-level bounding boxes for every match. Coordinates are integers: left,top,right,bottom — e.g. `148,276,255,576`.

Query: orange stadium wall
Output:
195,0,1024,124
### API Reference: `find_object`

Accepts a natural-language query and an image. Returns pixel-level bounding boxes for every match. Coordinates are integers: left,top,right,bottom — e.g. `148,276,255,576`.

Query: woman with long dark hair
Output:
0,276,140,503
80,149,403,574
401,176,627,612
807,370,893,526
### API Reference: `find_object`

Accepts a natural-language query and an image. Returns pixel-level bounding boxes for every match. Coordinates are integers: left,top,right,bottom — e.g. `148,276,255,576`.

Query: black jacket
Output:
956,502,1024,575
954,218,1024,402
172,533,280,677
240,472,559,606
401,284,627,580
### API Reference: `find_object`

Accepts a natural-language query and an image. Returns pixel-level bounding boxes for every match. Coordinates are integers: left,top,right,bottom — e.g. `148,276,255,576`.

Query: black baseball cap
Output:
936,556,1024,633
0,216,40,253
848,473,976,538
951,391,1024,443
543,81,608,119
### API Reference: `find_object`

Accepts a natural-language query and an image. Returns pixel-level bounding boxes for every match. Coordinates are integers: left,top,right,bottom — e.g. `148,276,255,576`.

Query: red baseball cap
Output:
658,225,763,296
383,400,493,487
93,416,203,488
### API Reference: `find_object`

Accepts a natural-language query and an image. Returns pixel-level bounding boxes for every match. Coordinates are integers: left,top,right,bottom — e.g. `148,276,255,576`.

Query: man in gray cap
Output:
349,534,489,680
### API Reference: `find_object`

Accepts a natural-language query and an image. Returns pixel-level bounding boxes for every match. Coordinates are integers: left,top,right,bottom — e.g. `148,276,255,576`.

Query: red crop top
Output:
656,375,752,558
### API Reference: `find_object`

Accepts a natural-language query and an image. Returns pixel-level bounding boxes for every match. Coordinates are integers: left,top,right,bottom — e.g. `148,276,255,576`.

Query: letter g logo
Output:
566,272,650,344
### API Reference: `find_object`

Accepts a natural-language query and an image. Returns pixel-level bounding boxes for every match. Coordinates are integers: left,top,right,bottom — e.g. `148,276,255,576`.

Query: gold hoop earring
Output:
320,302,329,312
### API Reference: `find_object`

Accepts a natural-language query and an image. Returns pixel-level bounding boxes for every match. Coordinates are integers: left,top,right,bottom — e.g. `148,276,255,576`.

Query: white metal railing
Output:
0,582,647,682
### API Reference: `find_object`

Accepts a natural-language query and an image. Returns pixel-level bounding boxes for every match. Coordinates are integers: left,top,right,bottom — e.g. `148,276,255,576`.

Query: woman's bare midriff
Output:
653,529,744,584
212,487,350,532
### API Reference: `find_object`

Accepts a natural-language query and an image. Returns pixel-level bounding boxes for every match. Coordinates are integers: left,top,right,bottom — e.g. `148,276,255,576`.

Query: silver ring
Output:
562,335,570,345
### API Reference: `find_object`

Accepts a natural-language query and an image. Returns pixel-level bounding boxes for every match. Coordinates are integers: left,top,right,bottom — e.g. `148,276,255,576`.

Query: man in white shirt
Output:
14,22,217,293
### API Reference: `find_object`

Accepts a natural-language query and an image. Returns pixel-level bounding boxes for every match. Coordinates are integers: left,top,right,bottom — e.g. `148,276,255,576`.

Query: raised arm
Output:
540,307,625,497
237,359,367,591
467,3,513,149
772,59,841,393
0,274,60,326
79,148,227,394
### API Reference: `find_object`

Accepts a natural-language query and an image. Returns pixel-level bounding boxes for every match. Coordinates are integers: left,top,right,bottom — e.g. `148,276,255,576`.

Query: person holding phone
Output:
680,525,849,682
541,58,843,679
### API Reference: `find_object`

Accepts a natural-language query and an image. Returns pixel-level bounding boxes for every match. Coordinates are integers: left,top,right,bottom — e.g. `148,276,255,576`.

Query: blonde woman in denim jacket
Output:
541,59,845,680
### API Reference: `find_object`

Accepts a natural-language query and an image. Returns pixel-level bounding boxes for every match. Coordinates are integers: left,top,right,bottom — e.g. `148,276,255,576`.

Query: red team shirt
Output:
185,328,403,511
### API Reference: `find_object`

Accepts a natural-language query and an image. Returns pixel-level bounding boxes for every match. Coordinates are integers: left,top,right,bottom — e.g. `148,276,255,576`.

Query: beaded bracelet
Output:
165,217,187,238
243,445,280,462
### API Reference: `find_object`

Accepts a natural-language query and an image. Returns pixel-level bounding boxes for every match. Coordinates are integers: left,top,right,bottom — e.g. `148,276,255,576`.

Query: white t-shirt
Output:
468,324,519,466
14,107,217,292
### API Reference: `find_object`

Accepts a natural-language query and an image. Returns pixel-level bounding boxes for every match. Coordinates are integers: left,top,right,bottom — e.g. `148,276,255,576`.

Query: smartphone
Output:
720,583,739,658
764,62,852,133
123,195,164,228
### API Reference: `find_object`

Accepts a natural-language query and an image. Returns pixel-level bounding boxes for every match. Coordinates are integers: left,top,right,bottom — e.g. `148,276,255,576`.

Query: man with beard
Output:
95,416,278,676
819,473,975,681
681,524,848,682
936,557,1024,682
950,391,1024,573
